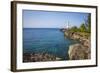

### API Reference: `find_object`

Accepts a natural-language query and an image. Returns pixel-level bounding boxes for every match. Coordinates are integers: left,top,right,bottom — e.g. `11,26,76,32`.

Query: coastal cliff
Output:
68,44,91,60
64,30,89,41
63,30,91,60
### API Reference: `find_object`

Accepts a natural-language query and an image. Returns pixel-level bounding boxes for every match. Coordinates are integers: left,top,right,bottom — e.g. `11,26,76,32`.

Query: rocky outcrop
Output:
63,30,91,60
23,52,62,62
64,31,89,41
68,43,91,60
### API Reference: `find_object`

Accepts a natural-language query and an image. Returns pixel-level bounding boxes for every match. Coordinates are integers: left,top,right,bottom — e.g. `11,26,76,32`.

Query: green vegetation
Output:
69,14,91,34
87,14,91,33
70,26,79,32
66,14,91,60
80,23,87,32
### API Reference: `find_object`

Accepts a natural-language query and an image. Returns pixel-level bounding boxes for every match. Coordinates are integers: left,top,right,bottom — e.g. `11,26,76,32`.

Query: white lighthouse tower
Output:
61,20,70,31
66,21,69,29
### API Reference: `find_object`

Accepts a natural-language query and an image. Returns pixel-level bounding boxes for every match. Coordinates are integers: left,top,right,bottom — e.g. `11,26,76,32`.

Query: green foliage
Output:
79,23,87,32
69,14,91,34
87,14,91,33
69,26,79,32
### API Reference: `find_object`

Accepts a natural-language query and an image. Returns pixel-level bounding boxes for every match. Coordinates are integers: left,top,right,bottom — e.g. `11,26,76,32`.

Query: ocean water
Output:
23,28,78,60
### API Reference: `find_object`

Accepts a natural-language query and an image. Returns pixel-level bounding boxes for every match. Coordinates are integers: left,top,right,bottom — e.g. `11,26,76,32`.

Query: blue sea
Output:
23,28,78,60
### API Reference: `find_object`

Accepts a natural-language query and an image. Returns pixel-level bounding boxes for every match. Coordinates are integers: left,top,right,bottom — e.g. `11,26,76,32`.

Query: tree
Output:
79,23,87,32
70,26,79,32
84,14,91,33
87,14,91,33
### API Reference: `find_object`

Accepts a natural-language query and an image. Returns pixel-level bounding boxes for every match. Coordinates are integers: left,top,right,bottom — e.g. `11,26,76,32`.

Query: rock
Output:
63,30,90,41
63,30,91,60
68,44,91,60
23,53,62,62
56,57,62,60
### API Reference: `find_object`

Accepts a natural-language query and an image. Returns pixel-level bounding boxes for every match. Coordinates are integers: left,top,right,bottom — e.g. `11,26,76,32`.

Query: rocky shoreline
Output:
23,52,62,62
23,29,91,62
63,30,91,60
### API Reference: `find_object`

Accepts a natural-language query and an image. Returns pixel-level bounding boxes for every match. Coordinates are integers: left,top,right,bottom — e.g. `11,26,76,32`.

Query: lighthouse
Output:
66,21,69,29
61,20,70,31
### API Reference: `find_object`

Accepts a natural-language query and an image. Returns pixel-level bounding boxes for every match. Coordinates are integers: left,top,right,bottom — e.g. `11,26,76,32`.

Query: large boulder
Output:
68,44,90,60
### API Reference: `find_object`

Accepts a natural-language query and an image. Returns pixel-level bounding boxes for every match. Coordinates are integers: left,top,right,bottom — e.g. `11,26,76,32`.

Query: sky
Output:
23,10,89,28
